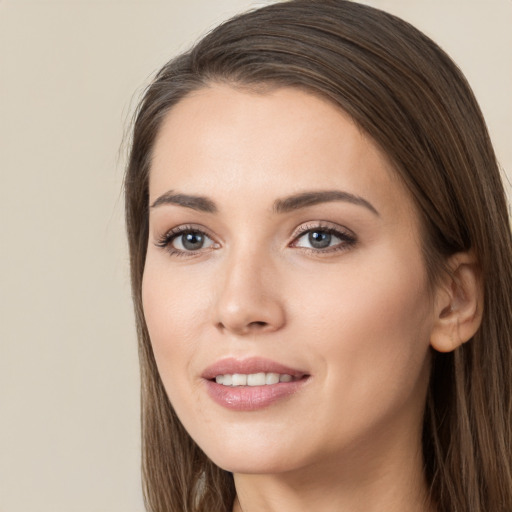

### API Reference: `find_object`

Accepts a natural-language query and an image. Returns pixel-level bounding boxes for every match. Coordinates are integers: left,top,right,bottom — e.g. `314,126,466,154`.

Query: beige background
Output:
0,1,510,511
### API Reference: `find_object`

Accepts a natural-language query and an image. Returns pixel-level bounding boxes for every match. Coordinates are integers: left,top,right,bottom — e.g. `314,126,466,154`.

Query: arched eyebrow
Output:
273,190,379,216
150,191,217,213
150,189,379,216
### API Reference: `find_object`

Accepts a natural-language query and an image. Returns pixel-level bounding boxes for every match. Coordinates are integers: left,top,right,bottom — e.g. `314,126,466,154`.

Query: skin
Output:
142,84,444,511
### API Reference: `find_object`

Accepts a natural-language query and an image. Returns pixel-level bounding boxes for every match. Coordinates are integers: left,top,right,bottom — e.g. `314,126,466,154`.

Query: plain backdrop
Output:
0,1,510,511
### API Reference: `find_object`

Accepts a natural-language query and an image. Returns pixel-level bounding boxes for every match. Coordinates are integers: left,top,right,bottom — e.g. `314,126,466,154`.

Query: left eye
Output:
293,228,354,250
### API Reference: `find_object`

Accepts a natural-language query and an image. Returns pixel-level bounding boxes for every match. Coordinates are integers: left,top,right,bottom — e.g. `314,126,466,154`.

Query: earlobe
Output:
430,252,483,353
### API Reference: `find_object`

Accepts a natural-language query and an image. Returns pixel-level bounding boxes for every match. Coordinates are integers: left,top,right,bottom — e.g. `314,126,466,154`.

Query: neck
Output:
232,423,435,512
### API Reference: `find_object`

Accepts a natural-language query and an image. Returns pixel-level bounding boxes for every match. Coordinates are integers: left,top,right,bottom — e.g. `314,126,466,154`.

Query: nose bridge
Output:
214,240,285,335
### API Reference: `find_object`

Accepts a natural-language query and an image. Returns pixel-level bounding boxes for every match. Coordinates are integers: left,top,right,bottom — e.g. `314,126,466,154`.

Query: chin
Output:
200,435,303,475
212,453,298,475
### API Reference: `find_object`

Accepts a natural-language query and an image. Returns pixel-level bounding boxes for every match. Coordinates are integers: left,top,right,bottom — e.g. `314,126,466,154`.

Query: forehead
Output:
149,84,415,220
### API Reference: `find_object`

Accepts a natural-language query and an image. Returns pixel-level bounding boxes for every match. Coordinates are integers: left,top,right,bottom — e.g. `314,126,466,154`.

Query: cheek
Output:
295,252,431,337
141,260,211,391
291,251,433,400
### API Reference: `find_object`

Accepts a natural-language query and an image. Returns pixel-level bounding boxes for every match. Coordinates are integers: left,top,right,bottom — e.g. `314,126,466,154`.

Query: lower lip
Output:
204,378,309,411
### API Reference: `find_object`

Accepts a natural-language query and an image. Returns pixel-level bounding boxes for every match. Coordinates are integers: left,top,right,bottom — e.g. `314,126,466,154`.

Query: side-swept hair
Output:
125,1,512,510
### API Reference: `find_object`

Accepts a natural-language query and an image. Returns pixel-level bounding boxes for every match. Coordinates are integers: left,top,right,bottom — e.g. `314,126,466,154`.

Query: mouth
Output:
201,356,308,382
202,357,310,411
213,372,304,386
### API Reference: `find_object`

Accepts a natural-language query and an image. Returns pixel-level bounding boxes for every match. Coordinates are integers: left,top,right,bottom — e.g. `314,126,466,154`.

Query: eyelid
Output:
153,221,357,257
289,221,357,253
154,224,220,255
291,221,355,239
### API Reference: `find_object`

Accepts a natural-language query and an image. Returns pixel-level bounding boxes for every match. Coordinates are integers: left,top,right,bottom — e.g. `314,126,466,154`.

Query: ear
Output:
430,252,484,353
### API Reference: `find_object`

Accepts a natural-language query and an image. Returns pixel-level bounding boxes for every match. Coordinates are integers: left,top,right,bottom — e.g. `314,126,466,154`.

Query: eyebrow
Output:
273,190,379,216
150,189,379,216
150,191,217,213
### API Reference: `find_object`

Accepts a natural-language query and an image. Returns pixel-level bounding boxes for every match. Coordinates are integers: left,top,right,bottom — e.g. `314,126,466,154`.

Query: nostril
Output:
215,320,270,334
249,321,268,328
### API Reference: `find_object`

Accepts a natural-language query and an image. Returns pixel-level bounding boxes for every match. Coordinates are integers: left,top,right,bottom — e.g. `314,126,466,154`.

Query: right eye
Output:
155,227,217,256
171,230,215,251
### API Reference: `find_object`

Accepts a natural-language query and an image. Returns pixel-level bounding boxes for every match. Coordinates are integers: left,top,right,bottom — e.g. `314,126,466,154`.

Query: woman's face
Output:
143,85,437,475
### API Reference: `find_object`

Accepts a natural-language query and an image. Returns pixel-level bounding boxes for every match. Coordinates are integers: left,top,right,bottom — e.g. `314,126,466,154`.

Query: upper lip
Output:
201,357,308,380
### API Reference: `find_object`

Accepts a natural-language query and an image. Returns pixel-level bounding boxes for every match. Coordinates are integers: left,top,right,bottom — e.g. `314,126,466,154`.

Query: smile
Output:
215,372,297,386
202,357,310,410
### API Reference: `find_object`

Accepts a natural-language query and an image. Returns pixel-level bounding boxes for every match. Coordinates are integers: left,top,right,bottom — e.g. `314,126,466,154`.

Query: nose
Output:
214,249,286,336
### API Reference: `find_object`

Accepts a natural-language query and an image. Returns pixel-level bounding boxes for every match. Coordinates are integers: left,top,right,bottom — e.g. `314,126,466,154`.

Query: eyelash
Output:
155,224,217,258
291,223,357,254
154,223,357,257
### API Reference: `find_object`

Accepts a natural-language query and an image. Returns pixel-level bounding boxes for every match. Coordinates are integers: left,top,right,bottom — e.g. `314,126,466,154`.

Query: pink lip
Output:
201,357,310,411
201,357,307,380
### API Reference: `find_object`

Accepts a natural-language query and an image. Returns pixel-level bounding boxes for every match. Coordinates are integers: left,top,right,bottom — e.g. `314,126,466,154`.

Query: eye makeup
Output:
153,220,357,259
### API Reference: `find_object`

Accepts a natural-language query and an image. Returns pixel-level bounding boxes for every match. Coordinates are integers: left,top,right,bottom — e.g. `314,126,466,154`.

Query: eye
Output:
155,226,217,256
291,225,356,252
172,230,214,251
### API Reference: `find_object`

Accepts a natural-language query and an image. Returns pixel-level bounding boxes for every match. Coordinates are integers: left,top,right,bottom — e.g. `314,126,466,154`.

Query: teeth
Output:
232,374,247,386
247,372,266,386
214,372,296,387
265,372,280,385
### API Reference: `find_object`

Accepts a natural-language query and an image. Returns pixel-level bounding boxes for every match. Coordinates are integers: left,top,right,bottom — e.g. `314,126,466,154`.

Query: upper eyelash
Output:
154,226,187,248
293,222,353,236
290,223,357,253
154,225,214,253
293,223,356,240
154,222,357,255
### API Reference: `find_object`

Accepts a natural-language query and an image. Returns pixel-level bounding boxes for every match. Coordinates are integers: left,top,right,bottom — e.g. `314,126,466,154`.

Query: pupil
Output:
183,232,204,250
309,231,331,249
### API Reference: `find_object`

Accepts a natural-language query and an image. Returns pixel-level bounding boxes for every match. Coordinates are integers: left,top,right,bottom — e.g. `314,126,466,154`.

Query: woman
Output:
124,1,512,511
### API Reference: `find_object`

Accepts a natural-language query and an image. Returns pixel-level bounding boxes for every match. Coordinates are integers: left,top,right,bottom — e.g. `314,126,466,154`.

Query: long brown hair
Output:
124,1,512,510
